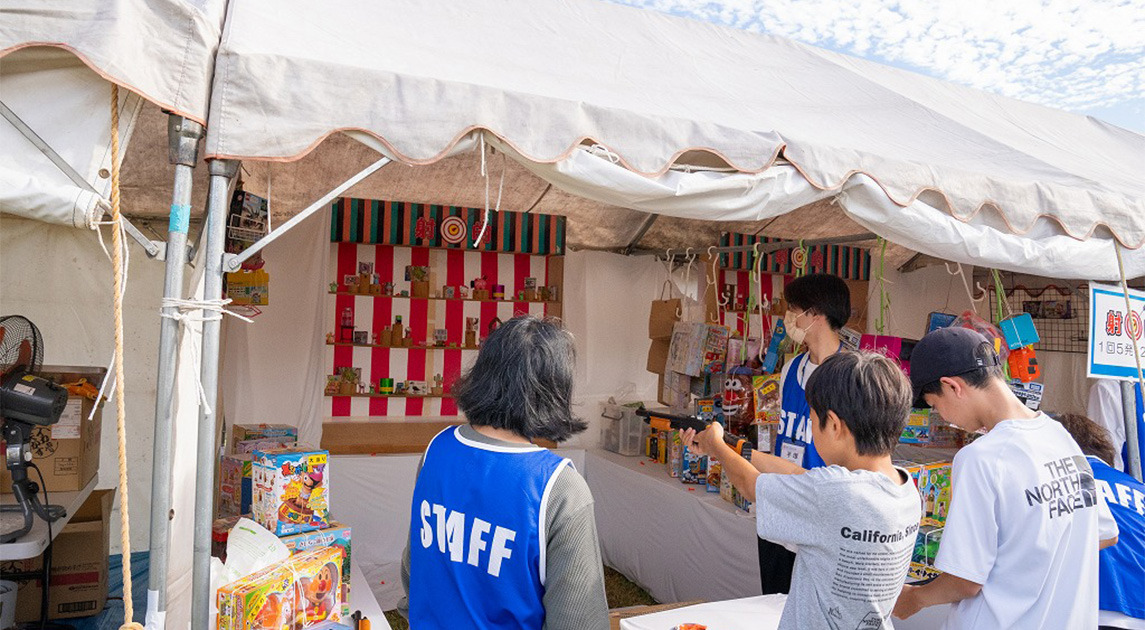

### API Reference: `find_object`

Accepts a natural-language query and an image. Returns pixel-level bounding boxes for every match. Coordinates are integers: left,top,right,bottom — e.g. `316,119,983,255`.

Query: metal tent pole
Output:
147,116,203,623
191,158,238,629
1119,380,1143,481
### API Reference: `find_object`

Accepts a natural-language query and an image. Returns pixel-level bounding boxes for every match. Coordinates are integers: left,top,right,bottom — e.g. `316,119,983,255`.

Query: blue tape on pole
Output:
169,204,191,234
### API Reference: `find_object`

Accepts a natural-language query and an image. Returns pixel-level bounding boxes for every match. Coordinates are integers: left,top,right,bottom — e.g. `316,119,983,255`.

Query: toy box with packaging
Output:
918,462,952,526
706,458,721,493
908,526,944,582
252,447,330,536
899,409,931,444
280,522,353,618
680,446,707,485
234,437,296,455
233,424,298,453
667,430,683,478
216,546,344,630
219,454,254,518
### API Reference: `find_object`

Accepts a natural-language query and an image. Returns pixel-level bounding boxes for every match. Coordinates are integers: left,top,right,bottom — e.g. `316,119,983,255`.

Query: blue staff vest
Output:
773,353,826,469
1090,456,1145,621
408,426,569,630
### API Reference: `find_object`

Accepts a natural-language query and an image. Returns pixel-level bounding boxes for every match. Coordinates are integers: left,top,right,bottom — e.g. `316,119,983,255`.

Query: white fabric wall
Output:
0,215,170,553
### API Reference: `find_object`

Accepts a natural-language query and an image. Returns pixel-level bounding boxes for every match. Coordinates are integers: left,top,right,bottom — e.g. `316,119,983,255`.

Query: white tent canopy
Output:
206,0,1145,266
0,0,226,226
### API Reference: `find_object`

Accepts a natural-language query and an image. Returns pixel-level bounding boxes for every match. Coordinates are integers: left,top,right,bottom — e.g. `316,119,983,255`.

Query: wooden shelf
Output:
324,393,452,399
339,242,564,258
327,342,479,351
327,290,559,305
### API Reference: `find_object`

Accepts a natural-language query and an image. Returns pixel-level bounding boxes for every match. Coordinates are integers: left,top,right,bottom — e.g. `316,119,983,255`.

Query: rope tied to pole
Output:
109,84,146,630
158,297,254,415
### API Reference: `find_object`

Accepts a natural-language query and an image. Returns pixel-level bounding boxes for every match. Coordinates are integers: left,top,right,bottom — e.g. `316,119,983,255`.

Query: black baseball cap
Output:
909,327,1000,407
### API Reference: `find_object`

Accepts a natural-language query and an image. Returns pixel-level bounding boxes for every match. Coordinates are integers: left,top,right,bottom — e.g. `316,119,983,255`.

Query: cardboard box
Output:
233,438,296,455
279,522,352,618
1,366,104,494
6,490,112,623
252,447,330,536
918,462,952,526
231,424,298,453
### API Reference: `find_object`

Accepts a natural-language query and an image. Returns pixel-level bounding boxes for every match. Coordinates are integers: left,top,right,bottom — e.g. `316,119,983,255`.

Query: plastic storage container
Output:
600,400,649,456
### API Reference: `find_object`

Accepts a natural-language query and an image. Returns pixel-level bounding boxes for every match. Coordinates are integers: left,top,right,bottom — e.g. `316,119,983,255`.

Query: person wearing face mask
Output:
758,273,852,595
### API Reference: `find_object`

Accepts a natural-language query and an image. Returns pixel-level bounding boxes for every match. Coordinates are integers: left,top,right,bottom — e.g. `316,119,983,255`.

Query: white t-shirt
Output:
935,413,1119,630
1088,378,1128,471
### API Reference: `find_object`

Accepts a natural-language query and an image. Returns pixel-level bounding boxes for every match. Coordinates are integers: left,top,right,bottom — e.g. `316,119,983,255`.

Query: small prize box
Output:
251,447,330,536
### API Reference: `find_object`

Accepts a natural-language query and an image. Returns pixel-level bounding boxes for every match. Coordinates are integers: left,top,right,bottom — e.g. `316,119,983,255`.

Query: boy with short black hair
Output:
893,327,1119,629
685,351,921,630
761,272,851,593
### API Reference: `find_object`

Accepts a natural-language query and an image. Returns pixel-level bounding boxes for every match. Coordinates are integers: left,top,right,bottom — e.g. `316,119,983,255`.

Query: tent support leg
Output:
224,156,391,272
1114,242,1144,482
191,158,239,630
146,115,203,626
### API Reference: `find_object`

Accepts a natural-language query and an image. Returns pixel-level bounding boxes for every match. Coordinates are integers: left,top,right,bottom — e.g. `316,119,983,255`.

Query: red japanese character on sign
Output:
1106,310,1123,336
415,216,436,241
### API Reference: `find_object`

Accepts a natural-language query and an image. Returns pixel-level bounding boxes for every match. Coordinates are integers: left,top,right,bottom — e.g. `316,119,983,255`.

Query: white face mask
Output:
784,309,816,346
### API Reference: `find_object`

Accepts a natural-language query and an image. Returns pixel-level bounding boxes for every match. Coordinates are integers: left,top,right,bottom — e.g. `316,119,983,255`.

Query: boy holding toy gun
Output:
683,351,921,630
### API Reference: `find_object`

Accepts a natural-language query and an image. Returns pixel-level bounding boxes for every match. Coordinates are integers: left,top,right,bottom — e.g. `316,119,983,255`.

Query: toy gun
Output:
636,408,752,457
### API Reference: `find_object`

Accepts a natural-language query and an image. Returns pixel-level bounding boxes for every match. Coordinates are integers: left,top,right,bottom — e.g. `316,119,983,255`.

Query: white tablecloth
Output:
620,596,951,630
584,449,761,604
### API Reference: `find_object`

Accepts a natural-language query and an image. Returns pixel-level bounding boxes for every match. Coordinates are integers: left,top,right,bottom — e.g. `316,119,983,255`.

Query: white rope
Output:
473,139,503,246
585,144,621,164
90,216,132,420
159,297,254,414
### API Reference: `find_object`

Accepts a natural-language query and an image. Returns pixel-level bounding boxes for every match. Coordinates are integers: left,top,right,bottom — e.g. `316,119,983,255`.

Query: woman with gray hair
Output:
400,316,608,629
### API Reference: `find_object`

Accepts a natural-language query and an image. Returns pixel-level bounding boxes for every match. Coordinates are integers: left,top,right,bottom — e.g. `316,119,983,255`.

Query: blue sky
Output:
611,0,1145,134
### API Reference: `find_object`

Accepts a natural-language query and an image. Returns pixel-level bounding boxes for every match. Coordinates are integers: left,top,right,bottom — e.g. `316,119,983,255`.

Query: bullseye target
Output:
440,216,468,244
791,247,808,270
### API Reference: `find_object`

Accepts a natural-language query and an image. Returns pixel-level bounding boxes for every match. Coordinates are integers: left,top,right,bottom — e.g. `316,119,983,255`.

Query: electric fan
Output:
0,314,69,543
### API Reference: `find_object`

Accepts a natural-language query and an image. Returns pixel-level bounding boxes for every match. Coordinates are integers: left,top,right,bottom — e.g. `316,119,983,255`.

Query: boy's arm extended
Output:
683,424,803,503
893,574,982,620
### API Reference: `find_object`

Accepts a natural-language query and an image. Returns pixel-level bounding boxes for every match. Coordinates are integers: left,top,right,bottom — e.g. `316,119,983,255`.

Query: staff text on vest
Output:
419,500,517,577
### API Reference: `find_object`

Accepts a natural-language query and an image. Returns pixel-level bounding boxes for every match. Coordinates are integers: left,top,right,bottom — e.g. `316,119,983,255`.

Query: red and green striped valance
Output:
719,232,871,281
330,199,566,255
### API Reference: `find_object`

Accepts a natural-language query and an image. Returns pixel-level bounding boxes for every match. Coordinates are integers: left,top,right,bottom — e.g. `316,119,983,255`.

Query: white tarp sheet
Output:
207,0,1145,251
0,0,226,226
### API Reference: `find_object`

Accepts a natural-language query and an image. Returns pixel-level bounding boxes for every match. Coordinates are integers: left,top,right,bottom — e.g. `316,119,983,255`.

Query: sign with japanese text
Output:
1088,283,1145,380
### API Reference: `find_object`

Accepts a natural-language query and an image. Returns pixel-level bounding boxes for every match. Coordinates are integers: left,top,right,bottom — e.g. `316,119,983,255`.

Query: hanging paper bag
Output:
649,298,682,340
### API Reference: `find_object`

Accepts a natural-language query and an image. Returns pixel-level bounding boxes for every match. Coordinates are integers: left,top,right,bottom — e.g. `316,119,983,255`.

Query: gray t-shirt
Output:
756,465,921,630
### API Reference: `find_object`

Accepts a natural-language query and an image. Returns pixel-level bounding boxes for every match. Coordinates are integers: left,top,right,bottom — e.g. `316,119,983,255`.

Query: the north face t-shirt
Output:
756,464,922,630
935,414,1119,630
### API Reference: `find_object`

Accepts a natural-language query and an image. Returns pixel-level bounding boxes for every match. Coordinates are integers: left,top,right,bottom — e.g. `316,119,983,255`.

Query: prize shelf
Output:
328,290,558,305
327,342,479,351
323,393,452,399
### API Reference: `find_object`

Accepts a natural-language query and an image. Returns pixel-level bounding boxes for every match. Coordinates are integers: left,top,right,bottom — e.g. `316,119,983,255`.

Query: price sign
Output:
1088,283,1145,380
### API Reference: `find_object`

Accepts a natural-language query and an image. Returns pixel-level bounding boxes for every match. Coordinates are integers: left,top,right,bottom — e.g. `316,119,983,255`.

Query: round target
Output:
440,216,468,245
1129,310,1143,340
791,246,808,270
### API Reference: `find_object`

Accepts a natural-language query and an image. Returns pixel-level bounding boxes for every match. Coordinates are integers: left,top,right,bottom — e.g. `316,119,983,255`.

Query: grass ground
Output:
383,565,656,629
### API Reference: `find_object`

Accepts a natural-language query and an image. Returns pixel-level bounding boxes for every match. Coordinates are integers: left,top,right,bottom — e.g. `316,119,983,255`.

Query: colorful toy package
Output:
252,447,330,536
722,366,756,436
217,545,343,630
918,462,952,527
752,375,781,424
680,446,707,484
908,526,944,582
232,424,298,453
719,466,734,503
234,438,296,455
667,431,683,478
219,454,253,518
280,522,353,618
899,409,931,444
706,458,721,493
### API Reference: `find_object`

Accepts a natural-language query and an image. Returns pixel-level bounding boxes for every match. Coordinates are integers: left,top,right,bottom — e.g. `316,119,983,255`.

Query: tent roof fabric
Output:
205,0,1145,248
0,0,226,123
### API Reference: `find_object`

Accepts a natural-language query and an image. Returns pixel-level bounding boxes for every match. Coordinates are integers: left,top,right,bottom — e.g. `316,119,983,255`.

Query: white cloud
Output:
611,0,1145,127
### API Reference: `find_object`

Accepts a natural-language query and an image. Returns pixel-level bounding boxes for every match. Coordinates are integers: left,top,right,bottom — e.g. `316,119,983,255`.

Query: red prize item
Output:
810,250,824,270
775,249,788,267
1008,346,1040,382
